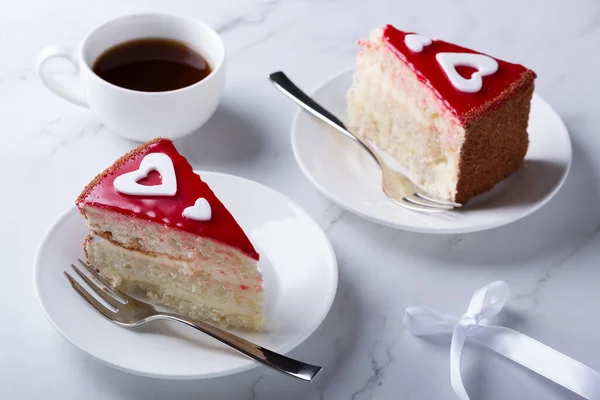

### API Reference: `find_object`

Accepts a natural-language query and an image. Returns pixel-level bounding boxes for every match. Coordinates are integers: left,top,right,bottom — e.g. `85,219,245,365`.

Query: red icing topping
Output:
78,139,259,260
381,25,530,125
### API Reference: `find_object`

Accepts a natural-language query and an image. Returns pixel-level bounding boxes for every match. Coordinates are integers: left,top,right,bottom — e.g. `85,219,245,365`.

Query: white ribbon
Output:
404,281,600,399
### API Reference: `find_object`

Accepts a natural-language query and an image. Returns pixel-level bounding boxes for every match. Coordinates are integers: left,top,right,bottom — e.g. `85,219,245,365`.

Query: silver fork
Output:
64,259,322,382
269,71,461,213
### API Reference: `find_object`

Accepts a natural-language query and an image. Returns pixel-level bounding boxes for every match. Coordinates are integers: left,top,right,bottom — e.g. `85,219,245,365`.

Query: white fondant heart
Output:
183,198,212,221
405,34,432,53
113,153,177,196
435,52,499,93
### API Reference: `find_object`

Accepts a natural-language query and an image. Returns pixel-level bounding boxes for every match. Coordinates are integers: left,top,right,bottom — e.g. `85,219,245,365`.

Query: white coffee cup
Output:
37,13,225,141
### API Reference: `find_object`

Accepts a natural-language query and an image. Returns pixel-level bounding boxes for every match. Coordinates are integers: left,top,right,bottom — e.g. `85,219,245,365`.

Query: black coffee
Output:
93,38,212,92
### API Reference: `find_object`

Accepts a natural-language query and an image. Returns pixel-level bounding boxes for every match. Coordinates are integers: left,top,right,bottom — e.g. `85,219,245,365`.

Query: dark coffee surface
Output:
93,38,212,92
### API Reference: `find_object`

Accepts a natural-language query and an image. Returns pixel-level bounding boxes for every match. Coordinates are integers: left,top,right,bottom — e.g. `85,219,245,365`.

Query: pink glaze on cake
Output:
381,25,530,125
77,139,259,260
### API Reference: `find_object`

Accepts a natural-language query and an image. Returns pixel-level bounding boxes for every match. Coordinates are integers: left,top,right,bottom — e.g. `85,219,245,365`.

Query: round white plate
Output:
34,172,338,379
292,68,572,234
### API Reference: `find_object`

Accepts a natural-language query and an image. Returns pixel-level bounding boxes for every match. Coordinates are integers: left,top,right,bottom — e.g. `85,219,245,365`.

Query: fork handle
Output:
154,313,322,381
268,71,378,162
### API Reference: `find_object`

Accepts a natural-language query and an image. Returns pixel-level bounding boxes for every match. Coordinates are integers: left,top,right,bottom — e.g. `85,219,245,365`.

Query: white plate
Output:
34,172,338,379
292,68,572,234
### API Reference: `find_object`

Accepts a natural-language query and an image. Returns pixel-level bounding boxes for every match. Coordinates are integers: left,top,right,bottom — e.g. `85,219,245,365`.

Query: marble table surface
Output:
2,0,599,398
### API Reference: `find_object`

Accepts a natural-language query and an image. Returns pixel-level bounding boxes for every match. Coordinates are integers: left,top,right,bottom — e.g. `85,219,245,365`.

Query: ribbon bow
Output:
404,281,600,400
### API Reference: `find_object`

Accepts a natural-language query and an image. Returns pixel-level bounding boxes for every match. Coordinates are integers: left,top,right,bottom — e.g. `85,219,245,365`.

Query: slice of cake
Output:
347,25,536,203
76,138,264,331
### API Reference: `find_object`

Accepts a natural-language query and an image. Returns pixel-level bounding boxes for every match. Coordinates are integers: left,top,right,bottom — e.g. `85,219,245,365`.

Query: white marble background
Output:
1,0,599,398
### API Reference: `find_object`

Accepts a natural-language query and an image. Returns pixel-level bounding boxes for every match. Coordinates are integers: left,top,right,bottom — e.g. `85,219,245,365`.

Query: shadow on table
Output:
430,128,599,268
332,129,598,270
76,267,361,400
174,102,267,170
464,158,568,211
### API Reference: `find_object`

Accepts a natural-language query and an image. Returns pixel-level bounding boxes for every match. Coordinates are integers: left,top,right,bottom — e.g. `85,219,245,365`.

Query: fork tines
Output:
64,259,128,317
401,192,462,212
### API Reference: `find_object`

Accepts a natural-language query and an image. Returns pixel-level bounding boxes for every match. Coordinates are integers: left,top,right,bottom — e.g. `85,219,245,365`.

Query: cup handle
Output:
37,44,89,108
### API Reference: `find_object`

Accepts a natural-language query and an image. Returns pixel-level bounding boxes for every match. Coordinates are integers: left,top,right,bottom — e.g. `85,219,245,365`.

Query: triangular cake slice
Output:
347,25,536,203
77,138,263,331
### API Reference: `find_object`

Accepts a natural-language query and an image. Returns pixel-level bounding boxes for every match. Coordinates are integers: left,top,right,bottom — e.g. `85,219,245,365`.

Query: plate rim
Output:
33,171,338,379
291,67,572,234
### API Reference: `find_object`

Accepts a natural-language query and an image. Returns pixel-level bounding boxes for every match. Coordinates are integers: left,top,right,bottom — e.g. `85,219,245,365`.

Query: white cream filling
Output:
91,235,259,288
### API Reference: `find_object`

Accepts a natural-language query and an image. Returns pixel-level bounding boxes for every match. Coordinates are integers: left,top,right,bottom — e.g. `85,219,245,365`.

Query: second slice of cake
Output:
77,138,264,331
347,25,536,203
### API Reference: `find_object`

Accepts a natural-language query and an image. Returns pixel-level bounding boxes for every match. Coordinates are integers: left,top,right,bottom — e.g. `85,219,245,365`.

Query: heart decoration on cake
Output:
113,153,177,196
404,34,432,53
436,52,499,93
183,198,212,221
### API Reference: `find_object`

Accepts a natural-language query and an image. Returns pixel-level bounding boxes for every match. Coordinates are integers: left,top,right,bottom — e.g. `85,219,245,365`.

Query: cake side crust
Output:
455,77,535,203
